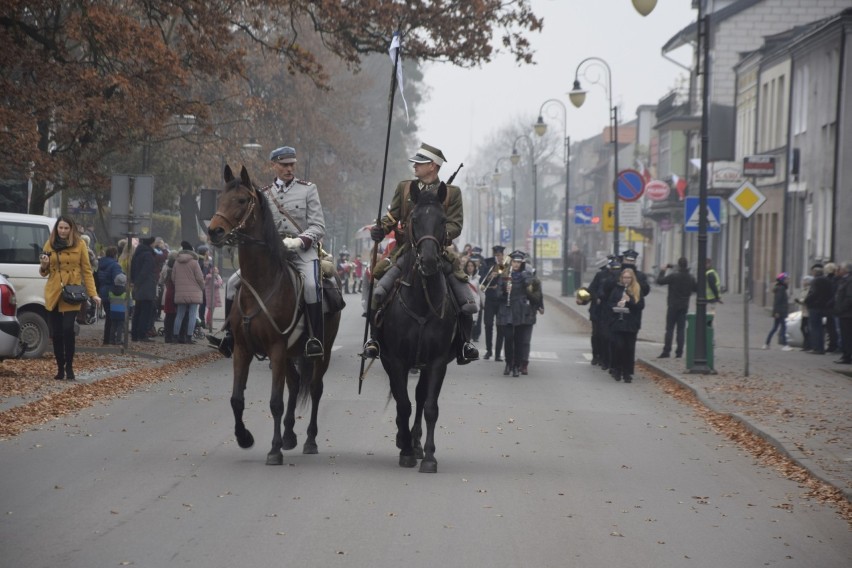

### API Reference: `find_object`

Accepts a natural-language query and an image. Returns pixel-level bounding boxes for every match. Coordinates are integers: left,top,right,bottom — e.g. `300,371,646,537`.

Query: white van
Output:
0,212,57,358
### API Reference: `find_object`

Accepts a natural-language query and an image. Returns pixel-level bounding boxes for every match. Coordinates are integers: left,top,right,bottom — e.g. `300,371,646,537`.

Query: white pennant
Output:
388,32,410,124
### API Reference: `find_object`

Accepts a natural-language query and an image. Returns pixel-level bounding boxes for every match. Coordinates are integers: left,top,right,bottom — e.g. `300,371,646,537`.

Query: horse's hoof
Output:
414,445,424,460
236,430,255,449
266,452,284,466
399,454,417,468
282,433,298,451
303,442,318,455
419,459,437,473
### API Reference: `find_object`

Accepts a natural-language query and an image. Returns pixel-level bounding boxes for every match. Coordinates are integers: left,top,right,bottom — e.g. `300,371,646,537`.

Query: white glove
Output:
283,237,302,251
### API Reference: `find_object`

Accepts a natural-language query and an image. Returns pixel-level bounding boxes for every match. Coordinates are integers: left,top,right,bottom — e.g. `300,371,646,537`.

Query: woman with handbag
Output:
39,216,101,380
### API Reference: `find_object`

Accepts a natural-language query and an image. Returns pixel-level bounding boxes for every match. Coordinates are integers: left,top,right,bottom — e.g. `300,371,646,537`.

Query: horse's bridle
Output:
211,184,262,246
407,210,447,319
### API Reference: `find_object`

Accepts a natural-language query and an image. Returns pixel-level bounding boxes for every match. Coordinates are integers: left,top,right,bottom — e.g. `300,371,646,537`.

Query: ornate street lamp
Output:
534,100,572,295
570,56,620,257
631,0,658,17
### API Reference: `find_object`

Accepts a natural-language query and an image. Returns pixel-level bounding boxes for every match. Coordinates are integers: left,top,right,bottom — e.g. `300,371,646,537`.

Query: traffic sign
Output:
617,169,645,202
743,155,776,177
684,196,722,232
533,221,549,239
644,179,670,201
602,202,626,233
574,205,593,225
729,181,766,218
500,228,511,243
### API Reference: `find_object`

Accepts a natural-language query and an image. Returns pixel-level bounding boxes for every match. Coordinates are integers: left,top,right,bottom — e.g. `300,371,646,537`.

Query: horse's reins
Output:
410,223,447,320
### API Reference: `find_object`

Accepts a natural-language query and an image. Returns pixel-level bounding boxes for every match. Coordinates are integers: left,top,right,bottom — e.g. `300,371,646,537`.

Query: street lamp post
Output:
511,134,537,270
692,1,712,373
493,156,512,252
569,57,620,258
534,100,573,296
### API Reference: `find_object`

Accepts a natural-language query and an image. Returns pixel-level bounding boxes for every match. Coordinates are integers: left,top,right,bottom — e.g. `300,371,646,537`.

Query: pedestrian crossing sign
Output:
684,196,722,233
533,221,549,239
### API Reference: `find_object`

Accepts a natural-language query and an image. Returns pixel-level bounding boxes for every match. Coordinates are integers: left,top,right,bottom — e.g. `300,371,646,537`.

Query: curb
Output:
544,292,852,503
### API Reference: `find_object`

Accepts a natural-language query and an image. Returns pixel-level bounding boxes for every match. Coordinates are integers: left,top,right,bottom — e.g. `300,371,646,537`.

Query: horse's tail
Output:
295,358,313,408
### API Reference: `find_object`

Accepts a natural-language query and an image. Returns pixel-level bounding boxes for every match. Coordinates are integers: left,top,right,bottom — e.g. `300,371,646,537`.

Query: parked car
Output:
0,212,57,358
0,273,24,360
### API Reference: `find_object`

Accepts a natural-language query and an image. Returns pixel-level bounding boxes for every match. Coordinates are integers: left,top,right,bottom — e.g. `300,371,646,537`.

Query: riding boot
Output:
64,334,75,381
304,302,324,358
372,264,401,307
455,313,480,365
447,273,479,315
207,319,234,358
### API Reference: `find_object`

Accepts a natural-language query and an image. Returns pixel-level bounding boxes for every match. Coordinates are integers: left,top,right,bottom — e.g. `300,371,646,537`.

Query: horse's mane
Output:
253,184,291,267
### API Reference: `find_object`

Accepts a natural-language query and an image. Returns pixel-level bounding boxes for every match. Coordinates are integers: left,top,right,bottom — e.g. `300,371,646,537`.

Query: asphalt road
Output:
1,299,850,568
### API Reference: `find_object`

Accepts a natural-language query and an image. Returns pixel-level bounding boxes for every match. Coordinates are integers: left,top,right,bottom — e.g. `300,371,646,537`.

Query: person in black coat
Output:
479,245,507,361
656,257,697,358
607,268,645,383
763,272,792,351
596,257,622,371
804,263,833,354
130,236,158,342
833,261,852,364
586,256,615,366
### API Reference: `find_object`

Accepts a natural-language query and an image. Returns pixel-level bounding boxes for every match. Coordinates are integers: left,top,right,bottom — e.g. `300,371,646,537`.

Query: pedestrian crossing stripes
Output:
529,351,558,360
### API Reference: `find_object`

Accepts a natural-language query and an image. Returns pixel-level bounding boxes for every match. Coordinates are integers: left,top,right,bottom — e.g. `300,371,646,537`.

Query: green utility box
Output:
562,268,575,296
686,313,714,371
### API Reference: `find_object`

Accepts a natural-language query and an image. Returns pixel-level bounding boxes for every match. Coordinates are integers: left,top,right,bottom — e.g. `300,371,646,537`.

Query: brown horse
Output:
207,165,340,465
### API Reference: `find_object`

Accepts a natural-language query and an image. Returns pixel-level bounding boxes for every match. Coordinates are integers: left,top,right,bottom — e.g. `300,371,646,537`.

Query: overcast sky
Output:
414,0,696,174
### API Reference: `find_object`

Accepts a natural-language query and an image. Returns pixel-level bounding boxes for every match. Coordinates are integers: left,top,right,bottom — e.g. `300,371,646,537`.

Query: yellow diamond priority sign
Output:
729,181,766,218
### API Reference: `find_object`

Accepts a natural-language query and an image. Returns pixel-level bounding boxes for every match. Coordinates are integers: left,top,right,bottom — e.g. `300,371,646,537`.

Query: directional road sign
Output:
574,205,593,225
684,196,722,233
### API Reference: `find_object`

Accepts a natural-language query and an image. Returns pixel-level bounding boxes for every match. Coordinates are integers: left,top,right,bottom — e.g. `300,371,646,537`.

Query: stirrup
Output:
304,337,324,358
361,340,380,359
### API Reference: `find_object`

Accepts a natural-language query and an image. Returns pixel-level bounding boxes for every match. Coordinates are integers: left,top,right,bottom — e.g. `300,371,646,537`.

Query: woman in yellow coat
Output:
39,216,101,380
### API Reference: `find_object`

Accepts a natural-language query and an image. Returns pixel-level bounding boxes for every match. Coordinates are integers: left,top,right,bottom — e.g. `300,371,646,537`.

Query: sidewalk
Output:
541,277,852,501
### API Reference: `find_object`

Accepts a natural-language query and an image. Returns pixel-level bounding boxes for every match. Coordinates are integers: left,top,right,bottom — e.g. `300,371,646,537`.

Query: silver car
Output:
0,274,24,360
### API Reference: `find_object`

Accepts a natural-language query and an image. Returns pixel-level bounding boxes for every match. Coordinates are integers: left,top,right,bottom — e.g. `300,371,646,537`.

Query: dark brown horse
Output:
207,165,340,465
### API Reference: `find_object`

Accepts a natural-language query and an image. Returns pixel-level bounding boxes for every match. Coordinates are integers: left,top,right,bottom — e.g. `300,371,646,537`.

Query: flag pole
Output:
359,31,402,394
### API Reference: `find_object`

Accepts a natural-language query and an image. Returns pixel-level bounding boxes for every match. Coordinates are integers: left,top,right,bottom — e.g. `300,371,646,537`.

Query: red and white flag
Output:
671,173,687,200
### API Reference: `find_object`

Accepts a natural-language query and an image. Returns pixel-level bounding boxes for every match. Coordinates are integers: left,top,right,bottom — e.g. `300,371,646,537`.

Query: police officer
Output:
586,255,615,366
207,145,326,358
479,245,506,361
363,142,479,363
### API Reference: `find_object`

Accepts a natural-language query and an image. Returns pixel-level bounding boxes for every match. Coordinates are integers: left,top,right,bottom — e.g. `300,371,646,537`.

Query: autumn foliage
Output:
0,0,543,217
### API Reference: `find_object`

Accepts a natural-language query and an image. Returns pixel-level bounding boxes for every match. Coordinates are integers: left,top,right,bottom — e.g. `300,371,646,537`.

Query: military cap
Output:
270,146,297,164
621,249,639,263
408,143,446,166
492,245,506,253
509,249,527,261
